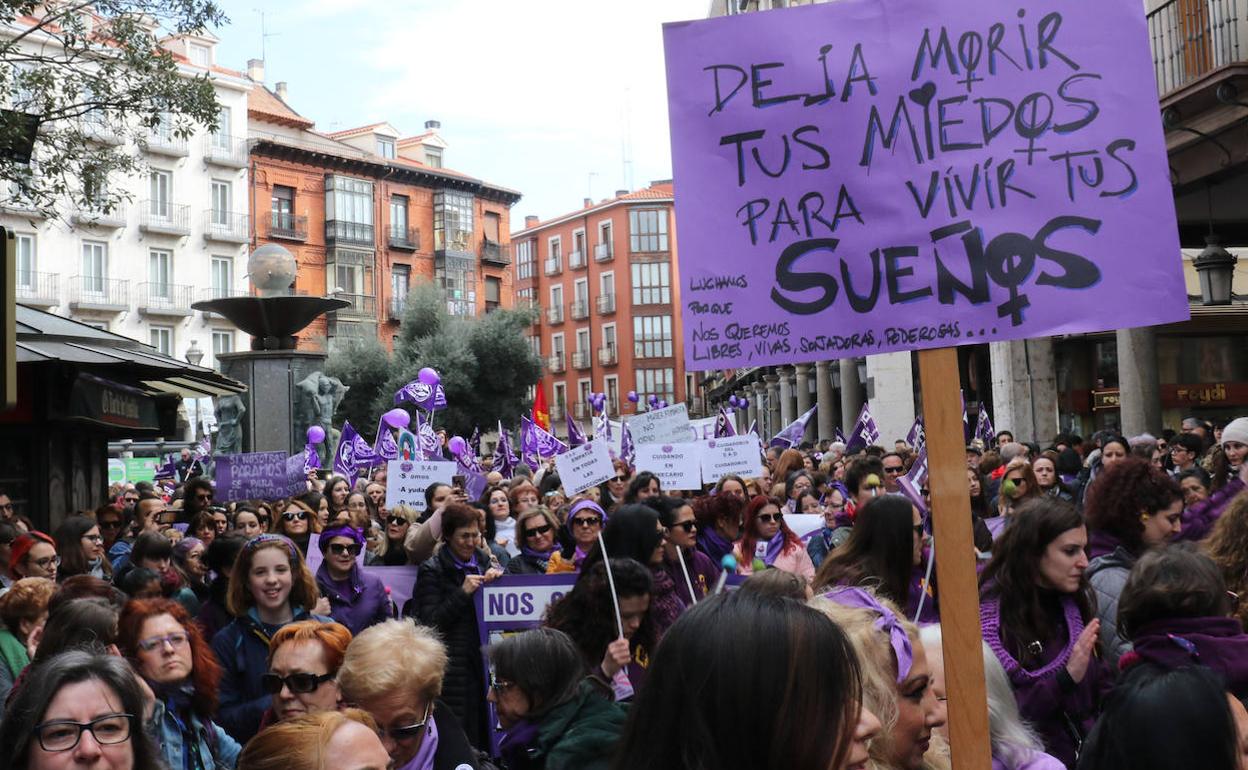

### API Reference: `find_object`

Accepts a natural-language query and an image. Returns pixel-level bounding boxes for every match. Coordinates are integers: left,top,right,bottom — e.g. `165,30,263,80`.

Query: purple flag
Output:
619,422,634,467
770,404,817,448
463,469,488,501
192,435,211,460
834,427,846,445
962,391,971,443
714,407,737,438
303,442,321,472
413,411,441,461
593,409,613,444
372,415,400,463
394,379,448,411
897,446,930,514
845,403,880,454
332,421,377,486
906,417,926,453
154,454,177,479
469,426,481,458
521,416,568,468
566,413,589,448
493,421,519,478
748,420,758,439
976,405,997,446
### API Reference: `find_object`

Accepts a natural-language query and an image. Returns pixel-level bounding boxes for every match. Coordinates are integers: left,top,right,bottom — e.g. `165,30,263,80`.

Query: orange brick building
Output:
246,77,519,350
512,182,703,436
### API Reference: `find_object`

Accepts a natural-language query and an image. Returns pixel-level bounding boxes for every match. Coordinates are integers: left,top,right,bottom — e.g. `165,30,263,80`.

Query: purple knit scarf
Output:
980,594,1084,682
451,552,481,575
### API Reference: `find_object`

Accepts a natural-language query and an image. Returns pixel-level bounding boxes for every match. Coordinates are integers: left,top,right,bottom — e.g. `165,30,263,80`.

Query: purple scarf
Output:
698,526,735,563
981,594,1084,682
397,711,439,770
648,566,685,638
572,544,590,567
499,718,541,766
451,551,481,575
756,530,787,567
521,545,557,562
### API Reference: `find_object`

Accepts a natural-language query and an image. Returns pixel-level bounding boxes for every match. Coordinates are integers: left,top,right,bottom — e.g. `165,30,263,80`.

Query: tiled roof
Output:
398,131,434,146
327,122,387,139
513,183,674,234
248,86,314,128
167,51,245,79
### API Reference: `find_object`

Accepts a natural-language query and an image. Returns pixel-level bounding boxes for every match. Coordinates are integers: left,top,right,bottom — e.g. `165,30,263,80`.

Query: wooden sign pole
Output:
916,347,991,770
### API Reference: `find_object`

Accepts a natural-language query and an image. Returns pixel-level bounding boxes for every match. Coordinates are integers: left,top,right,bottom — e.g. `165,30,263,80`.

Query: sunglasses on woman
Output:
757,513,784,524
524,524,553,538
327,543,361,556
385,515,409,527
283,511,308,522
381,702,434,742
260,671,335,695
571,516,602,528
668,520,696,533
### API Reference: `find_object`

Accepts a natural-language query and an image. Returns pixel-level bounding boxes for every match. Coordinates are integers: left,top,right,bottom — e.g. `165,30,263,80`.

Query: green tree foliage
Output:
326,282,542,441
0,1,225,219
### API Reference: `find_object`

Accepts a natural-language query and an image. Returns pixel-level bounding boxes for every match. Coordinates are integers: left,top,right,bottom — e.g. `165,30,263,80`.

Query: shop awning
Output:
15,304,246,398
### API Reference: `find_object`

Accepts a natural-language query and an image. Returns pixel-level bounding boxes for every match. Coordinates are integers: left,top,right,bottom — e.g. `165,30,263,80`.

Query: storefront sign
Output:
69,374,160,430
1091,389,1121,411
663,0,1187,371
1174,383,1228,405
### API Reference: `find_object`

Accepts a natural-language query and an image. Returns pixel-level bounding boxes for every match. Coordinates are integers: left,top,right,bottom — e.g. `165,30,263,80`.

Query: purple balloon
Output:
448,436,467,456
307,425,326,444
627,391,639,403
658,400,668,409
647,394,659,406
418,367,440,387
382,408,411,429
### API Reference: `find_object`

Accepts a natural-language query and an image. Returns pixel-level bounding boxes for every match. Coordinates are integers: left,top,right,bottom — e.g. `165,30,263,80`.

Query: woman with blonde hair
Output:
238,708,390,770
375,505,419,566
812,585,948,770
337,618,480,768
275,498,321,556
505,507,562,575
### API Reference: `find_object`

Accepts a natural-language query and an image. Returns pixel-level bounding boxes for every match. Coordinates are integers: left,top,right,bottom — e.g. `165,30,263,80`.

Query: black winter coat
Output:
412,546,492,751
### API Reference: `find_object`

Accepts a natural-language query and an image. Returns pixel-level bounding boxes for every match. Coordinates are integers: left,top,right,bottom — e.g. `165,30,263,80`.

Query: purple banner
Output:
663,0,1187,370
214,451,295,502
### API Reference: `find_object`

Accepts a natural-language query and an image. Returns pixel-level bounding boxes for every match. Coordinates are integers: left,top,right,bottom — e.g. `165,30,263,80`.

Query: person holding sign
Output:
411,503,501,750
487,628,626,770
505,507,562,576
731,496,815,582
979,500,1107,769
546,558,655,701
651,497,719,607
315,525,389,636
211,534,330,743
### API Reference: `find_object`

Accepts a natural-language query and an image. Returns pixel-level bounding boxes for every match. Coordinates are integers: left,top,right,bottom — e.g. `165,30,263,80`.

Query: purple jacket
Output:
1086,530,1122,562
315,562,391,636
992,750,1065,770
1179,477,1245,542
1125,615,1248,699
658,548,720,607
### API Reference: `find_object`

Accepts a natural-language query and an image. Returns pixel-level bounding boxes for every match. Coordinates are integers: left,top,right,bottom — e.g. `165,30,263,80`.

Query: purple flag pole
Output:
566,412,589,448
770,404,817,448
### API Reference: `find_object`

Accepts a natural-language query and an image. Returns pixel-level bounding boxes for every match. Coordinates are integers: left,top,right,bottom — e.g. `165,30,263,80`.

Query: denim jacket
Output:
148,699,241,770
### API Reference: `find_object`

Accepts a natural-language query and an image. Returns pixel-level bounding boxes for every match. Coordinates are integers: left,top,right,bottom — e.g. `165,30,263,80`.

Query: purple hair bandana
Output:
318,525,365,552
825,585,914,683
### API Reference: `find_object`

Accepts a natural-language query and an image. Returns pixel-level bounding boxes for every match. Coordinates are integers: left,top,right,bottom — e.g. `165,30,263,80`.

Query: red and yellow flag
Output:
532,385,551,431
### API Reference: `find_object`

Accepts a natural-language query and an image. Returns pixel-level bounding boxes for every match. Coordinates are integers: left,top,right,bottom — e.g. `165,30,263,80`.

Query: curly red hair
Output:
1084,457,1181,554
117,598,221,720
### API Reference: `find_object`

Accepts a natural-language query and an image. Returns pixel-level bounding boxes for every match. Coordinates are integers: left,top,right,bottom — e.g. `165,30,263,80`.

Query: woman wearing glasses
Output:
264,620,351,722
118,598,241,770
315,525,389,635
814,496,937,623
10,531,59,583
211,534,329,744
274,499,319,556
993,458,1042,525
337,619,481,770
505,507,562,575
374,505,418,566
52,516,109,582
0,649,165,770
731,495,815,582
547,499,608,574
652,497,719,607
412,503,502,750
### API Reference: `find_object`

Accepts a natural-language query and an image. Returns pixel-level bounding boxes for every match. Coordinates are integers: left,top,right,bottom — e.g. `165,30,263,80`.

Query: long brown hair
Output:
226,535,320,617
117,598,221,720
1205,494,1248,630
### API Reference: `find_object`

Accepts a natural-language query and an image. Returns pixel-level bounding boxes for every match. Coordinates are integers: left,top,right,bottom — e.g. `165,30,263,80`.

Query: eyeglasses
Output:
327,542,362,557
757,513,784,524
524,524,553,538
29,555,60,570
611,475,629,483
571,516,602,528
34,714,135,752
98,520,122,531
194,493,213,502
668,520,697,533
884,466,905,475
381,702,434,742
261,671,335,695
283,511,308,522
489,671,516,694
386,516,409,527
83,534,104,543
137,632,189,653
1006,476,1026,484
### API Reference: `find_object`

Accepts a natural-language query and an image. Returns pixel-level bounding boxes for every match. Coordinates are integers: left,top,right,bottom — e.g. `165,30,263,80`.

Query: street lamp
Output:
1194,235,1237,306
185,341,204,439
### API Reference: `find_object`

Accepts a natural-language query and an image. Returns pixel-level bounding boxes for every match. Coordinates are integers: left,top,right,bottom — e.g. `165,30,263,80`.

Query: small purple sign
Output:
214,451,295,502
663,0,1187,369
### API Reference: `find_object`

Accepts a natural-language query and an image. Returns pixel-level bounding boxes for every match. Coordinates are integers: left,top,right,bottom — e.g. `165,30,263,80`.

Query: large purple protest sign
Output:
214,452,295,502
663,0,1187,370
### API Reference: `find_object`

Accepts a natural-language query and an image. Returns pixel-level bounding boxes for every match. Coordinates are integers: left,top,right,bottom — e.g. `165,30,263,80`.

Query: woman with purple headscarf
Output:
315,524,390,635
546,499,608,574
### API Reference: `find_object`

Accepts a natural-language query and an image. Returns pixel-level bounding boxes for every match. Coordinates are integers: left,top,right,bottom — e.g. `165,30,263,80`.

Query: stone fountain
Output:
191,244,350,456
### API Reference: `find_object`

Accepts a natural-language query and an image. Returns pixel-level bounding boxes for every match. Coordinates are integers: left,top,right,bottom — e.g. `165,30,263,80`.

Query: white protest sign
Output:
700,435,764,481
386,458,456,511
786,513,823,542
554,441,615,494
478,577,577,627
634,442,704,490
626,403,692,445
688,416,717,441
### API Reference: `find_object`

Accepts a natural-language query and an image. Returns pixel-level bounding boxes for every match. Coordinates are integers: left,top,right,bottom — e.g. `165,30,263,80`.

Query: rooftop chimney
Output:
583,198,593,208
275,81,288,100
425,119,441,131
615,189,629,197
525,215,539,228
247,58,265,83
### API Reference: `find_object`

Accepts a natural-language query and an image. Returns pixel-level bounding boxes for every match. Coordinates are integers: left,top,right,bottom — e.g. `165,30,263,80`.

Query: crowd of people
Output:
1,414,1248,769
